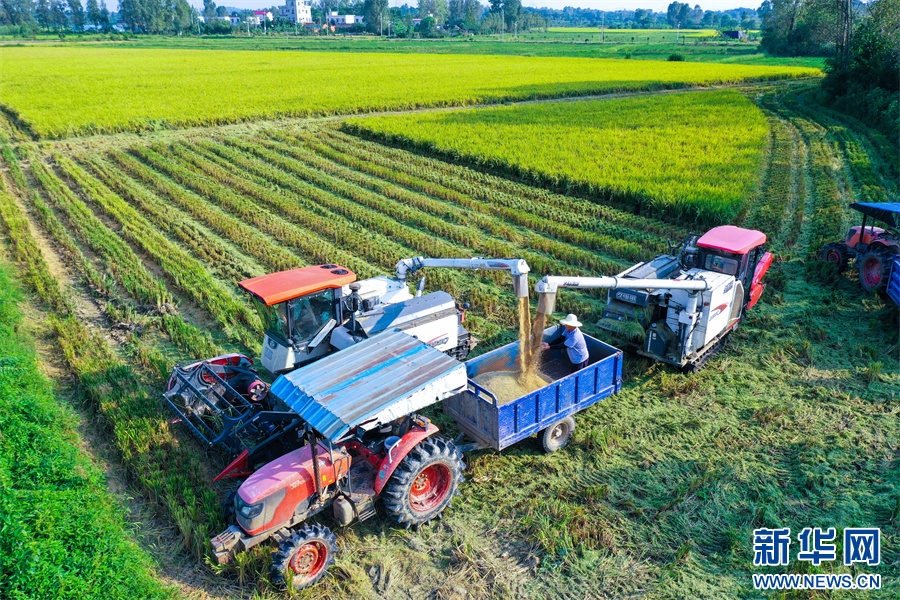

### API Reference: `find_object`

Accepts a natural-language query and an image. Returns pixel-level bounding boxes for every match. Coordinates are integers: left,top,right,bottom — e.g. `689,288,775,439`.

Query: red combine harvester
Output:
820,202,900,293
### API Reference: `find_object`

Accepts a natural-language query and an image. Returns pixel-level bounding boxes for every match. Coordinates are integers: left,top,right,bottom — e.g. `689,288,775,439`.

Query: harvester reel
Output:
382,437,465,529
271,524,339,591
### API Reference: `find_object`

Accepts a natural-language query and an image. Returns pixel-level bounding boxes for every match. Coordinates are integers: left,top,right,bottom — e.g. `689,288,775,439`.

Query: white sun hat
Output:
559,314,582,327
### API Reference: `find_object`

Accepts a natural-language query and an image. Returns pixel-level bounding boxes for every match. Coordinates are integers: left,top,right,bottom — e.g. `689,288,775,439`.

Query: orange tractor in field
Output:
820,202,900,293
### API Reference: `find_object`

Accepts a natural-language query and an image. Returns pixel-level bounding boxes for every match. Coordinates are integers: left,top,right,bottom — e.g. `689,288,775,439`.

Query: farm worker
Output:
542,314,590,373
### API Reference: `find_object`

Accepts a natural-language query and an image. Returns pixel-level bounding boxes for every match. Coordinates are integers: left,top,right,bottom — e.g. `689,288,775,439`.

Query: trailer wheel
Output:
542,416,575,453
858,247,894,293
271,524,338,591
820,243,849,272
382,437,464,529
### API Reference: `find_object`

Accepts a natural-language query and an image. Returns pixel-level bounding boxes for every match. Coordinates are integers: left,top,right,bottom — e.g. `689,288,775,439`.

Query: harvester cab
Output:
535,225,772,372
820,202,900,293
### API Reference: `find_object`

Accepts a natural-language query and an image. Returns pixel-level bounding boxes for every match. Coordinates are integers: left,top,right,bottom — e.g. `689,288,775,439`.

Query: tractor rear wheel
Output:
382,437,464,529
820,243,849,272
858,247,894,293
271,524,338,591
541,416,576,452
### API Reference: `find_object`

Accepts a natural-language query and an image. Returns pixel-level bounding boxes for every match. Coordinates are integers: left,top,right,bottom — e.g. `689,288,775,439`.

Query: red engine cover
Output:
847,226,886,248
238,443,349,536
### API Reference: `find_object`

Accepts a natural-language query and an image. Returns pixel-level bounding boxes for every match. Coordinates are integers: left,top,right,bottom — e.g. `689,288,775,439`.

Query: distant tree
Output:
49,0,66,28
202,0,215,20
416,13,436,34
67,0,85,29
97,0,109,29
172,0,191,32
215,5,227,16
447,0,462,26
363,0,388,33
35,0,50,27
821,0,898,139
688,3,703,26
503,0,520,29
417,0,446,23
666,1,689,28
1,0,37,25
86,0,99,25
480,7,500,32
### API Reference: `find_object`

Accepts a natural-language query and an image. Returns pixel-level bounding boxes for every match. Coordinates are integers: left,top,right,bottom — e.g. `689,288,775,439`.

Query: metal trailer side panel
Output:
445,330,623,451
889,256,900,307
495,350,620,450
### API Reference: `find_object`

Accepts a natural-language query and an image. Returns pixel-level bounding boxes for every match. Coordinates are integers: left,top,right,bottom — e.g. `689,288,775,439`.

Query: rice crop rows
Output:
0,47,819,139
346,89,770,226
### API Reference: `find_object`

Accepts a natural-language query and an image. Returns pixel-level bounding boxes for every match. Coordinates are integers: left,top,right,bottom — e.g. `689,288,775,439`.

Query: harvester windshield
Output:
252,289,336,345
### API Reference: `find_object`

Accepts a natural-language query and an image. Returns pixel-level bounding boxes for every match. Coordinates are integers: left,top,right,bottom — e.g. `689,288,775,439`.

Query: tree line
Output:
528,4,760,30
1,0,112,31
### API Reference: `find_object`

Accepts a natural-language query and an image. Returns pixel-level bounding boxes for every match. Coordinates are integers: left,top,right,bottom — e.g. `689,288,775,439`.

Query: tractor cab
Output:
239,265,357,374
688,225,772,311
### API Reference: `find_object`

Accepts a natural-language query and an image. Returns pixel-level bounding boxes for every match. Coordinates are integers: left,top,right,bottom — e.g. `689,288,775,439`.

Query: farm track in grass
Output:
0,83,897,599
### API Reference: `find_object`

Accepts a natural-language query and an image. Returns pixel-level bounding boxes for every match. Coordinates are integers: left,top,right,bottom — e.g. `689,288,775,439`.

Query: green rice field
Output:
0,47,818,138
347,90,769,225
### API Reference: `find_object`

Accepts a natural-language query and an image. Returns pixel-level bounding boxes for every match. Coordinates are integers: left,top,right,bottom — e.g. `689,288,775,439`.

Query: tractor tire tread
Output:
382,436,464,529
270,523,338,591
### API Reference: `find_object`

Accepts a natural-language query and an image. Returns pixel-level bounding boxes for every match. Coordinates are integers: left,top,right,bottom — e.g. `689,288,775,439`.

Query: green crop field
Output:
347,90,769,225
0,46,818,138
0,76,897,598
21,35,824,67
0,259,172,600
0,30,896,599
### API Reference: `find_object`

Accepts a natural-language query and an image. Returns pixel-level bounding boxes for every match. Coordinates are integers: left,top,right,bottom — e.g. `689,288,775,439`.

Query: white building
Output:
248,11,273,25
326,11,364,27
280,0,312,24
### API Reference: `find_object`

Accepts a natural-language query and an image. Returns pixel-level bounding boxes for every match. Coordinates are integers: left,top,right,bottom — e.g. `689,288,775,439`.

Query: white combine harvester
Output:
535,226,773,372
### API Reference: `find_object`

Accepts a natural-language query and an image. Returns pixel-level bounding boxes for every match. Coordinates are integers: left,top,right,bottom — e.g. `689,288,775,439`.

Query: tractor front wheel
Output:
270,524,338,591
858,247,894,293
820,243,849,272
382,437,464,529
541,416,576,453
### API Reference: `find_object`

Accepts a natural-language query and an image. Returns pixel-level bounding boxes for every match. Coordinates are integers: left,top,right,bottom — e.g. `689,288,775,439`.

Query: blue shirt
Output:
562,327,590,365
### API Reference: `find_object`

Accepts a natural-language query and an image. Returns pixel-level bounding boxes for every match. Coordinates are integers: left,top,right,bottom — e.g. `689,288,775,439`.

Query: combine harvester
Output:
535,225,773,372
164,225,773,589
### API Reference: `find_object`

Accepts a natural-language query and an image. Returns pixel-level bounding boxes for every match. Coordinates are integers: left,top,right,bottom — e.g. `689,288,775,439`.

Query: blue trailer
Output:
889,255,900,307
445,326,623,453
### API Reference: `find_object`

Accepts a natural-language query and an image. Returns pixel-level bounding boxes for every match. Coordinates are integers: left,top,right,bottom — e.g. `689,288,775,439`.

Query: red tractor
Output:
199,329,468,590
820,202,900,293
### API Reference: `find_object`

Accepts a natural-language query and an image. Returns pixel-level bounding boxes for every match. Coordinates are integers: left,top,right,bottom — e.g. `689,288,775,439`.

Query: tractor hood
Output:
238,443,347,505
